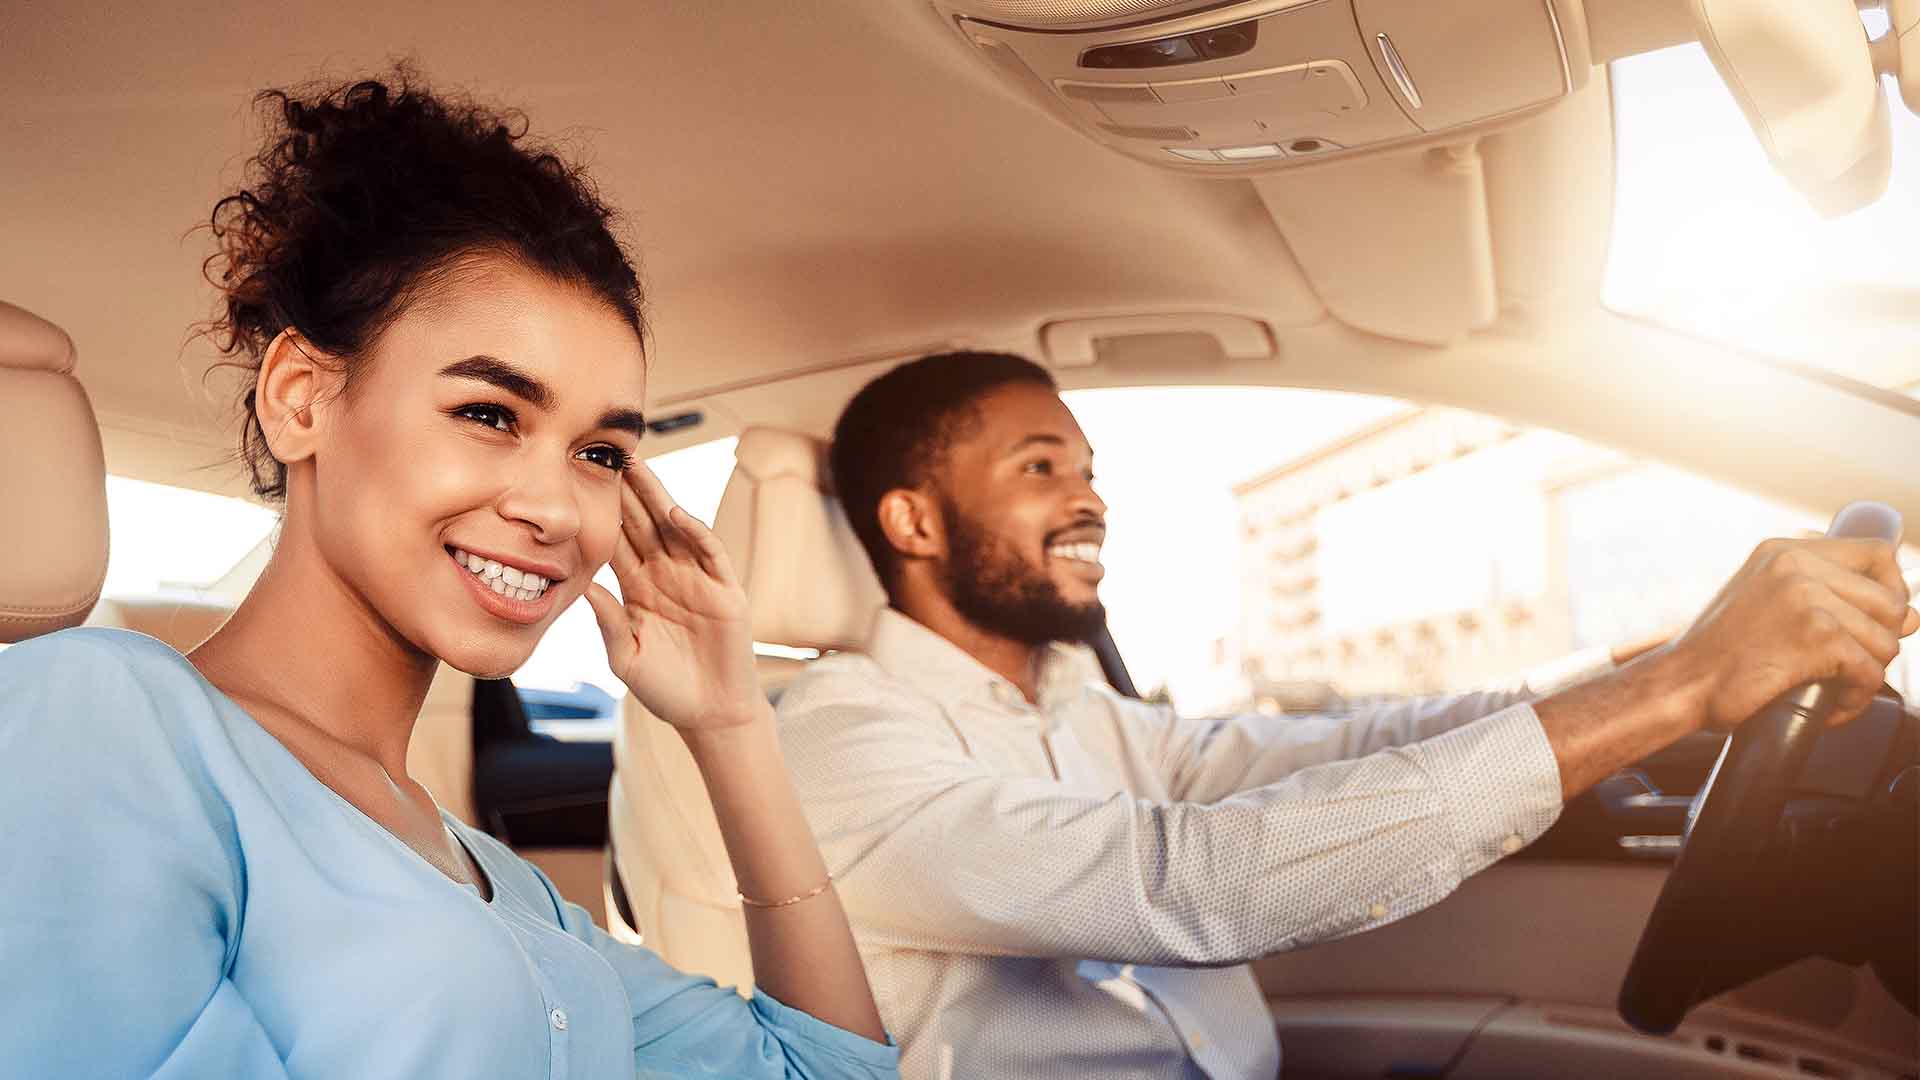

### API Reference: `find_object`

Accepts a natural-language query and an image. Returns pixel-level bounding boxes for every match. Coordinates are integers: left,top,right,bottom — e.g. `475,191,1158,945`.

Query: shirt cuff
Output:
1520,645,1616,699
1420,703,1564,879
748,989,900,1070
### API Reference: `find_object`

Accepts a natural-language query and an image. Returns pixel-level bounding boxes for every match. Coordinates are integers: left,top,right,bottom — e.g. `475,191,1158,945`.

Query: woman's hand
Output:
584,462,764,733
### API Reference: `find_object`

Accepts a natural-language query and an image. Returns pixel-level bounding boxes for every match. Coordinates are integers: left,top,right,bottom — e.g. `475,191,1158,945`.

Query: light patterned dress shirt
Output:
778,609,1610,1080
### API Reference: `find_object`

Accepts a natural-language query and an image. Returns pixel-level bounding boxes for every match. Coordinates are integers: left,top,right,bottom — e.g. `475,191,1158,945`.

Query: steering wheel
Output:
1617,501,1904,1035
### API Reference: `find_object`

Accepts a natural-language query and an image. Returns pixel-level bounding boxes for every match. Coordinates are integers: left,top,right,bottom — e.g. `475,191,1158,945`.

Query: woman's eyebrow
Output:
439,355,554,410
597,407,648,438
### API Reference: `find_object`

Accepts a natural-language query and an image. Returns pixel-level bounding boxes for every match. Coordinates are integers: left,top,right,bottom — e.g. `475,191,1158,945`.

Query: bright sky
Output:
94,36,1919,710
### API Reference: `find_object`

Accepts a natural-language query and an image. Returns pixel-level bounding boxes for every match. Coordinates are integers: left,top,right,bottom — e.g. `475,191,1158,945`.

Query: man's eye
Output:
1023,459,1053,476
455,403,515,432
579,445,634,473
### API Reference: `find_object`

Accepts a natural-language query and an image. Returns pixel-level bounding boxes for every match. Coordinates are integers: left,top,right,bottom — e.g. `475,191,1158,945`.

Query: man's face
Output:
932,382,1109,646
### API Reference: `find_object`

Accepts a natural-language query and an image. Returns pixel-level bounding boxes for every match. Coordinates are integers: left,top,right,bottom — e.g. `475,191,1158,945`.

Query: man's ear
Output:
876,488,944,562
254,328,341,470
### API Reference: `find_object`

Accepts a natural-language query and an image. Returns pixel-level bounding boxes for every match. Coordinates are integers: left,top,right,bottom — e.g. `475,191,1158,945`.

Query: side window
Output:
1059,390,1910,715
1238,414,1825,706
99,476,279,600
510,437,738,734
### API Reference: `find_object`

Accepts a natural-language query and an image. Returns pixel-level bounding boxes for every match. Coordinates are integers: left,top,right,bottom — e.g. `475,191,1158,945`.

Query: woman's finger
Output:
669,505,737,586
621,474,664,559
628,462,693,560
609,526,646,592
584,582,637,675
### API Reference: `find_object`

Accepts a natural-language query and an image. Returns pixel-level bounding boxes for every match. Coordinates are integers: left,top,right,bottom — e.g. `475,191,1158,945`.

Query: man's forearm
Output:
1533,646,1707,799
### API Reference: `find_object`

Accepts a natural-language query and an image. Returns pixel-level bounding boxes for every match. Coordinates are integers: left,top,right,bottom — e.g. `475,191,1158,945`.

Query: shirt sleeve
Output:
779,674,1564,969
1143,644,1615,803
529,863,900,1078
0,632,291,1078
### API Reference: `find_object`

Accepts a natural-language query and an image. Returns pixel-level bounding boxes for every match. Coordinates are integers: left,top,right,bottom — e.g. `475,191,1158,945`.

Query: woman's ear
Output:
254,328,340,469
877,488,943,562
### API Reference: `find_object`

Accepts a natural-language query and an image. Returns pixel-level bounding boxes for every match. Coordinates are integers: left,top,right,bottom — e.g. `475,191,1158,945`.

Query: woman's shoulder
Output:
1,624,201,682
0,626,233,784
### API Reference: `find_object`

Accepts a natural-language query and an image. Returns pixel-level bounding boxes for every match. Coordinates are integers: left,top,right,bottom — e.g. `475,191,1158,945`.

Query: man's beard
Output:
938,497,1107,648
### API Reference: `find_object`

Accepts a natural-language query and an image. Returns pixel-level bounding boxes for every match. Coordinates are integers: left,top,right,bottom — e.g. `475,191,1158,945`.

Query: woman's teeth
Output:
1047,542,1102,565
451,548,551,602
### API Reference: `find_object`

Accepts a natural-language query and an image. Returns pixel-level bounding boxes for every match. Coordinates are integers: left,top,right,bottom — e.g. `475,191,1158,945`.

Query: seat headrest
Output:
710,428,886,653
0,302,108,643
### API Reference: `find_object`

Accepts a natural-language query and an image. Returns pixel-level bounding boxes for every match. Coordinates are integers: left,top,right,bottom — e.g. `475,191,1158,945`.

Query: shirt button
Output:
1501,834,1525,855
1368,902,1388,920
550,1008,568,1031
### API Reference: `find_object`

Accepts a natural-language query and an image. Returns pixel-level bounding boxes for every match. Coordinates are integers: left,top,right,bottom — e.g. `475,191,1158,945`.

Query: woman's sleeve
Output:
530,863,899,1078
0,632,291,1078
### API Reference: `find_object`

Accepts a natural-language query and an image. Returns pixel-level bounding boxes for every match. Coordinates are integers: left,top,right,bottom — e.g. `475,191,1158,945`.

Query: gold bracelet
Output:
738,875,834,909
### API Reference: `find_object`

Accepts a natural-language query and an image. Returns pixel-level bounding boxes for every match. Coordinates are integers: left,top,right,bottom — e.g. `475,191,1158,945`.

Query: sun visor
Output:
943,0,1590,173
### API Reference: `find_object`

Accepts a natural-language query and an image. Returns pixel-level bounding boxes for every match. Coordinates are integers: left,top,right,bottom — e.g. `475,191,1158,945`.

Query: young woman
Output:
0,75,895,1077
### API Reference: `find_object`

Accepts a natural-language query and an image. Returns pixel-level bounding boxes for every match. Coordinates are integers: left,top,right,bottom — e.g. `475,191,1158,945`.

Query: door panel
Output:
1254,860,1918,1073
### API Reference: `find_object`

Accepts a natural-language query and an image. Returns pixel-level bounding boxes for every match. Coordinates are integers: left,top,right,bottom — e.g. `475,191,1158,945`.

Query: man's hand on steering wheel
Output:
1663,536,1917,733
1614,507,1920,1035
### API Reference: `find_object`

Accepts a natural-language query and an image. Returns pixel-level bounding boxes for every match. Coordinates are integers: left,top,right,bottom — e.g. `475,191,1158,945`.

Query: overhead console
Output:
941,0,1591,171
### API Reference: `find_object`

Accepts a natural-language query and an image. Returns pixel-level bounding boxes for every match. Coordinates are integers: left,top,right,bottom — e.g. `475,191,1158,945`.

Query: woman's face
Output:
306,257,648,678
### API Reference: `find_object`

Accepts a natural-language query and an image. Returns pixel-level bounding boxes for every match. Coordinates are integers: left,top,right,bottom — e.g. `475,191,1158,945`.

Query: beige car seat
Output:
607,428,886,986
0,301,107,643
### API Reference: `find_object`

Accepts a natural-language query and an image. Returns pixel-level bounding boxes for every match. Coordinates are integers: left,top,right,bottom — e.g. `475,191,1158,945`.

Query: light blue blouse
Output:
0,628,899,1079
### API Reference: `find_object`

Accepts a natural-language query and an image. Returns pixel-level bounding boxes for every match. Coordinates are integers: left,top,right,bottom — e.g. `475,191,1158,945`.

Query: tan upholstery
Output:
610,427,876,987
608,701,752,987
711,427,887,653
86,595,232,652
1,301,108,642
406,662,479,827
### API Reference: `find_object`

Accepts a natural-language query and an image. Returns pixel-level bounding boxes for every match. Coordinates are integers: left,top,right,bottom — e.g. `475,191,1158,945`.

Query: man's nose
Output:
1073,475,1107,519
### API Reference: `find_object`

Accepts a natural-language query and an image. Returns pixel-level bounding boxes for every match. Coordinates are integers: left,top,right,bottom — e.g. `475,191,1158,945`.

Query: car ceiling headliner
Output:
1,1,1322,448
11,1,1920,528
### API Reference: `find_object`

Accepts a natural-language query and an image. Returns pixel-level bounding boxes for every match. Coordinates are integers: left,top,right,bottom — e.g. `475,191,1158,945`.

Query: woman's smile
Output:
446,544,564,625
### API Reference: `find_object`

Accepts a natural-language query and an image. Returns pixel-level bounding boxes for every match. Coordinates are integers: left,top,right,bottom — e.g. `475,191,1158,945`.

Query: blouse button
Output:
550,1008,568,1031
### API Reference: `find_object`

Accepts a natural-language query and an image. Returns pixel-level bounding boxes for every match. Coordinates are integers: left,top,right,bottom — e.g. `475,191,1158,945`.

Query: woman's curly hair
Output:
201,69,646,500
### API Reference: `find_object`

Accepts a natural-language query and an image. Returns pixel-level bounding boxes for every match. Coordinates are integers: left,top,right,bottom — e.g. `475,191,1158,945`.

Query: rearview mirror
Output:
1691,0,1891,217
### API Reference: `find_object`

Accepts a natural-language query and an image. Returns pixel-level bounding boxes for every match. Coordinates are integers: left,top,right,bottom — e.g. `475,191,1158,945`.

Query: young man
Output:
775,351,1915,1079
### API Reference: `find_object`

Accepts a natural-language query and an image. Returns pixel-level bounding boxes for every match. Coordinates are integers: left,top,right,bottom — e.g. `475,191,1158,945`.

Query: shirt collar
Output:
865,608,1101,713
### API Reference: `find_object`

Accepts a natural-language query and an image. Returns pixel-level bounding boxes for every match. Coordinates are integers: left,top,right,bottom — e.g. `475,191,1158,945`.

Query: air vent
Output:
1098,122,1197,141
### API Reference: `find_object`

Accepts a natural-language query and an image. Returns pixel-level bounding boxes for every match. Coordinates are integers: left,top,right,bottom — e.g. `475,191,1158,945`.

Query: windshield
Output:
1605,33,1920,393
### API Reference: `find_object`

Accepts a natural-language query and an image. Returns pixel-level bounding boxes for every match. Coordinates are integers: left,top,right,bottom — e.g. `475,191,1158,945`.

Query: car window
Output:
100,475,279,599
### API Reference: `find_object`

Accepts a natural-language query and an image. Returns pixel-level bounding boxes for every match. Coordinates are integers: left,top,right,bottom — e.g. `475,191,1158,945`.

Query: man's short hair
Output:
830,351,1058,595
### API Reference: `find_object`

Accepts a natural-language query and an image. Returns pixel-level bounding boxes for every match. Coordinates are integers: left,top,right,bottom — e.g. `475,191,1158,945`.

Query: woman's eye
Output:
578,445,633,473
456,403,515,432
